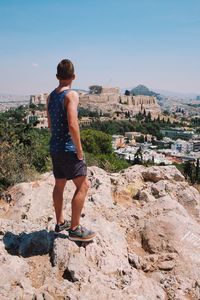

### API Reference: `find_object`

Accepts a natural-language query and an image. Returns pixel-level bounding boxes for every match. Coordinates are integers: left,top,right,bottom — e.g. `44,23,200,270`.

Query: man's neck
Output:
58,80,72,89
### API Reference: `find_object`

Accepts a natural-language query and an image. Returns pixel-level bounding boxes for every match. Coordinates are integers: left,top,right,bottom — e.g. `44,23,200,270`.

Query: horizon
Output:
0,83,200,96
0,0,200,95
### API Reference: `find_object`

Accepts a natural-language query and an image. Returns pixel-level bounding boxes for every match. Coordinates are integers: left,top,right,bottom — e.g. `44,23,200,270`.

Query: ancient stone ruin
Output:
79,87,161,118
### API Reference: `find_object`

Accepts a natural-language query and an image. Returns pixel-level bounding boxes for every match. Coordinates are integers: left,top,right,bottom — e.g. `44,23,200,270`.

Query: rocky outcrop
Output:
80,92,161,118
0,165,200,299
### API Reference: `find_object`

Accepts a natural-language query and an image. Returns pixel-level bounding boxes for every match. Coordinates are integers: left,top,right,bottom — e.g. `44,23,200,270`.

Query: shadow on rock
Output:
3,230,94,257
3,230,66,257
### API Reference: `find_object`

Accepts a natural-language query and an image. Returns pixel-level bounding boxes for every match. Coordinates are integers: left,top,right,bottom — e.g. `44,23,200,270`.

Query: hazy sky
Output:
0,0,200,95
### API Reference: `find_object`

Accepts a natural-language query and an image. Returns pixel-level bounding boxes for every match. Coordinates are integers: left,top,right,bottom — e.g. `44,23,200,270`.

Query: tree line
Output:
0,106,130,190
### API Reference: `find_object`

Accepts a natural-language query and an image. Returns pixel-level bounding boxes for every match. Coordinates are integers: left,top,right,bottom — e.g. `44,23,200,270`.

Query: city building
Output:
193,140,200,152
26,111,48,128
112,135,126,149
155,138,173,149
171,139,193,153
125,132,154,143
79,117,93,127
161,128,194,140
30,93,48,105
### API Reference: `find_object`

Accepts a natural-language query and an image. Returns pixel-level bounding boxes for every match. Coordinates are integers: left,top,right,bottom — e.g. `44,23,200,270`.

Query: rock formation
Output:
0,165,200,299
80,88,161,118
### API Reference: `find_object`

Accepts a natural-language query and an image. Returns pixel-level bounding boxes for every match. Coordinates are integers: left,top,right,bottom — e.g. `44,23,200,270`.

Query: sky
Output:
0,0,200,95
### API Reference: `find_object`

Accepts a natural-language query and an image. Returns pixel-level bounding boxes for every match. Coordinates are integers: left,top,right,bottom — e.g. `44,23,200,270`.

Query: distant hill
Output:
153,89,199,100
122,86,199,100
130,85,159,97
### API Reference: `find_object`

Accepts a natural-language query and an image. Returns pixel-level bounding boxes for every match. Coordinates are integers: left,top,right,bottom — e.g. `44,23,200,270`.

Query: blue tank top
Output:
48,89,76,154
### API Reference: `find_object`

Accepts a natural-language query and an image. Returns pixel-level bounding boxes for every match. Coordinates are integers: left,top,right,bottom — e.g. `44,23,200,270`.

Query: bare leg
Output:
71,176,89,229
53,178,67,224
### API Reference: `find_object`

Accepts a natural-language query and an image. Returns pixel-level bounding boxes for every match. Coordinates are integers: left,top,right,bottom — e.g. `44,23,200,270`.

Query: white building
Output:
171,139,193,153
115,146,172,165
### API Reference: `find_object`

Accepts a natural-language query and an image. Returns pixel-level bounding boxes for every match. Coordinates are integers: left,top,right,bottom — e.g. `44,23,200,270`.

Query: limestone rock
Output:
79,91,161,118
0,164,200,299
158,260,175,271
142,165,185,183
128,252,141,269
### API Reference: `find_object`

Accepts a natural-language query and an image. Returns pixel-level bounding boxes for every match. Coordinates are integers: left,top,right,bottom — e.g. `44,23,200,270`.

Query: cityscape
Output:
1,84,200,170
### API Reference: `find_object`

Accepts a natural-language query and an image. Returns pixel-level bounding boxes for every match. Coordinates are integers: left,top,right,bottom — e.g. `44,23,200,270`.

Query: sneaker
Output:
69,225,96,242
55,220,71,233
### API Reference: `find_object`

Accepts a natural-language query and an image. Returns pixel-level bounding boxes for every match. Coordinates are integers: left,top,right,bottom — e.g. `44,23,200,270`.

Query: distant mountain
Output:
122,86,199,100
151,89,199,100
129,85,159,97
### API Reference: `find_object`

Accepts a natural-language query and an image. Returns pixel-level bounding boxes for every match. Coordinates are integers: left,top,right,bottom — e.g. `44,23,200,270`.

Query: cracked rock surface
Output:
0,165,200,299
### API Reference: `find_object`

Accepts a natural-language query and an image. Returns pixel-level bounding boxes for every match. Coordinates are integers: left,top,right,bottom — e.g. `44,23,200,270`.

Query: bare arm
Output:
65,91,83,160
46,95,51,129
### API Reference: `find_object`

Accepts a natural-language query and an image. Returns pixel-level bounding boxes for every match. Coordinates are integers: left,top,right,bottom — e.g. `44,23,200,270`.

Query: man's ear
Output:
72,74,75,80
56,74,59,79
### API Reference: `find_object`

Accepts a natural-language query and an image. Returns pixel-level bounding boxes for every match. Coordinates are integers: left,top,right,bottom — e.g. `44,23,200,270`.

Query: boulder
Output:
142,166,185,183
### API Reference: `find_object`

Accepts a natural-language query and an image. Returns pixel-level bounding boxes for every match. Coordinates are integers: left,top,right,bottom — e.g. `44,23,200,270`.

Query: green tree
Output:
157,115,161,122
124,90,130,96
135,135,145,143
183,161,195,183
89,85,102,94
133,147,143,165
0,108,51,191
0,140,36,189
147,111,152,121
81,129,112,154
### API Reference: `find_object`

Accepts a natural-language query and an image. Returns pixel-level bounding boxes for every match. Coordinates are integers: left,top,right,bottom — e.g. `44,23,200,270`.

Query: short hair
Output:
57,59,75,80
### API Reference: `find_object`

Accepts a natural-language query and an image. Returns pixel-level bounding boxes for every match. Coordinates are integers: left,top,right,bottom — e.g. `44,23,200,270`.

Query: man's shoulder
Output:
67,90,79,97
65,90,79,102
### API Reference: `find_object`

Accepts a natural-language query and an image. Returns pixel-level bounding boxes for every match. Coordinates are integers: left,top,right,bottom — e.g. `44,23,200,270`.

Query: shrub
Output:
81,129,112,154
84,152,130,172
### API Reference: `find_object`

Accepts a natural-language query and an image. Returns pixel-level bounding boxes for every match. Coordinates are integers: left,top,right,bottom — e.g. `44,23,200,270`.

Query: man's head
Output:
56,59,75,81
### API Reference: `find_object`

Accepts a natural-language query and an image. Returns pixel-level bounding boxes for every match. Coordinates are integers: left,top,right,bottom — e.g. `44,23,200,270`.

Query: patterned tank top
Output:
48,89,76,154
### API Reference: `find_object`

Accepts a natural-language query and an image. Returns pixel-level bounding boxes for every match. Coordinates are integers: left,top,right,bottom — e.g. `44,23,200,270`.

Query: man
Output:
47,59,96,242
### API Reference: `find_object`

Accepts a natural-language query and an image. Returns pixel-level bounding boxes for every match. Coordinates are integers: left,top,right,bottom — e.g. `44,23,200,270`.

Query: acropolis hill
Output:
30,86,161,118
79,87,161,118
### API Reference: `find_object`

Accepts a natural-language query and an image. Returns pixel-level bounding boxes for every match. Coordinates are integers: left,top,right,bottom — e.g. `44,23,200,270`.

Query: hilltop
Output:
130,85,159,97
0,165,200,299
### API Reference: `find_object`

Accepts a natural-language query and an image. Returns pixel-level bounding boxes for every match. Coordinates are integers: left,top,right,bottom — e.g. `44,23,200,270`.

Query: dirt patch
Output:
26,255,54,289
32,181,40,189
0,199,10,217
112,191,133,208
126,227,146,257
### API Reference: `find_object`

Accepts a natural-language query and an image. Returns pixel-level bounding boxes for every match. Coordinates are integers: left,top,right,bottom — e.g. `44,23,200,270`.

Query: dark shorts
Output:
50,152,87,180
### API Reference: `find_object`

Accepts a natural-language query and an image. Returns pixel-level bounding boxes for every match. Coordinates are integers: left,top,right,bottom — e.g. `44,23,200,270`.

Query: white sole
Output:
68,234,96,242
54,228,70,234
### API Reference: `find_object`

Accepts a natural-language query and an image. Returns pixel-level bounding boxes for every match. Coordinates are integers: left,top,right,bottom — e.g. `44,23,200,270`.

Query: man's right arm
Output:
65,91,83,160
